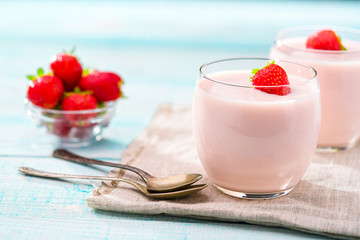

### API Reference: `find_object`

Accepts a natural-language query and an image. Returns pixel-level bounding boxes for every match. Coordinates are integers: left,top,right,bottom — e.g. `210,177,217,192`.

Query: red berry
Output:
306,29,346,51
50,53,83,91
79,71,123,102
61,93,98,121
46,117,72,137
73,126,94,139
27,75,64,109
251,61,290,96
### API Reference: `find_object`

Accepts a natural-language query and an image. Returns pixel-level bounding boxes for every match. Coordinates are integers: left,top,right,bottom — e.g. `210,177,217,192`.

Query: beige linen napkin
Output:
87,104,360,239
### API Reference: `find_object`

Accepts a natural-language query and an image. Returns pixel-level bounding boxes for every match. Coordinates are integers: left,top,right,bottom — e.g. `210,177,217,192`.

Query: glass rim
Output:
274,25,360,54
199,57,318,88
24,98,117,114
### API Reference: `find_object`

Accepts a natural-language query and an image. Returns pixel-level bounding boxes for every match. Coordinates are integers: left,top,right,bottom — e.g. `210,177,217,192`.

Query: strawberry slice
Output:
251,61,290,96
306,29,347,51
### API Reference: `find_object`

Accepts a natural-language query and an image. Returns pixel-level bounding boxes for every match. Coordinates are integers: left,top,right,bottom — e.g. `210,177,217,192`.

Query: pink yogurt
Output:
193,64,320,196
270,27,360,149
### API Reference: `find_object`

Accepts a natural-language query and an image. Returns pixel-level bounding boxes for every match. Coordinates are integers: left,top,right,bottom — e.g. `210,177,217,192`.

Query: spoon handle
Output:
52,149,152,181
18,166,147,193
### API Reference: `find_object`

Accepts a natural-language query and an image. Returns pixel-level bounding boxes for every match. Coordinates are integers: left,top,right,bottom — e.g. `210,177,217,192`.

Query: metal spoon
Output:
18,167,207,199
52,149,202,192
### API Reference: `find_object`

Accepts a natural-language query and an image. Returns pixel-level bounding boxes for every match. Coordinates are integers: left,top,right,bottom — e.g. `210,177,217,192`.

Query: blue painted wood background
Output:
1,0,359,239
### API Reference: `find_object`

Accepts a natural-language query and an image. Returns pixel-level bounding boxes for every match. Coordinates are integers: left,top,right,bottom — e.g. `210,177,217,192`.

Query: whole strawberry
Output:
50,52,83,91
62,92,98,122
251,61,290,96
79,71,123,102
306,29,347,51
46,117,72,137
27,68,64,109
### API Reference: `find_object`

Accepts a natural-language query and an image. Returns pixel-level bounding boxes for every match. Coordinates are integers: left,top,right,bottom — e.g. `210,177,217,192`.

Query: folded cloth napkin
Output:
87,104,360,240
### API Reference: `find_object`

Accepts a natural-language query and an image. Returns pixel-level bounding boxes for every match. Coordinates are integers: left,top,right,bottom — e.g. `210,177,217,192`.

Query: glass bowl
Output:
25,98,118,147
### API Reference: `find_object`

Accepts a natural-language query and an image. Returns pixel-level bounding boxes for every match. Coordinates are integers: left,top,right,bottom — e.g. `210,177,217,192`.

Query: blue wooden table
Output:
1,1,359,239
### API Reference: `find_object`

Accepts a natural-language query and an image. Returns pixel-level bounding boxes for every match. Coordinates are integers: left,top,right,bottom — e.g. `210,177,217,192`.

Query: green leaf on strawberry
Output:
26,67,46,81
37,68,45,77
82,67,91,77
70,46,76,54
251,68,260,75
250,68,259,81
26,75,37,81
337,36,347,51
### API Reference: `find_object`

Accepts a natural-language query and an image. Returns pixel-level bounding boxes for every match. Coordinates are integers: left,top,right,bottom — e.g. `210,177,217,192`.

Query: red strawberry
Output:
61,92,98,122
79,71,123,102
306,29,347,51
27,69,64,109
46,117,72,137
73,126,94,140
50,53,83,91
251,61,290,96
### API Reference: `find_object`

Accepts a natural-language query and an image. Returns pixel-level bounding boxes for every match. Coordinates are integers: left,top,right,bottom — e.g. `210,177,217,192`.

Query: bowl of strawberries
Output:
25,50,124,147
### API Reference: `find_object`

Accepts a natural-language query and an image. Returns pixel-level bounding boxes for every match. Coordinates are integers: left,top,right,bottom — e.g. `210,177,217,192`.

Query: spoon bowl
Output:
18,167,207,199
52,149,203,192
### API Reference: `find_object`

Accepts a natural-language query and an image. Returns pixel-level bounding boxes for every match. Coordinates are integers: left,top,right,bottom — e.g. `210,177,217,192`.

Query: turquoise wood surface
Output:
1,1,359,239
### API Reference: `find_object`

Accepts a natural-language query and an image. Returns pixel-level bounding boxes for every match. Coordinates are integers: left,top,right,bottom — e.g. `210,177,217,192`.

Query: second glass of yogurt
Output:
270,26,360,151
193,58,320,199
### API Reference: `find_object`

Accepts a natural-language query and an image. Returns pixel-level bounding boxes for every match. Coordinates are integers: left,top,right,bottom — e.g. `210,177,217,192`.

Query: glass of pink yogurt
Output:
270,26,360,151
193,58,320,199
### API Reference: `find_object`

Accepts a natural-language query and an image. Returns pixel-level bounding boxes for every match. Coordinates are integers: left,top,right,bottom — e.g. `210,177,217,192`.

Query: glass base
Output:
316,141,357,153
214,184,295,199
53,134,103,148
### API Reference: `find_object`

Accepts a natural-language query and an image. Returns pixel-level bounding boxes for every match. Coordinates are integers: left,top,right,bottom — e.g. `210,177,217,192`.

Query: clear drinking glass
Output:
270,26,360,151
193,58,320,199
